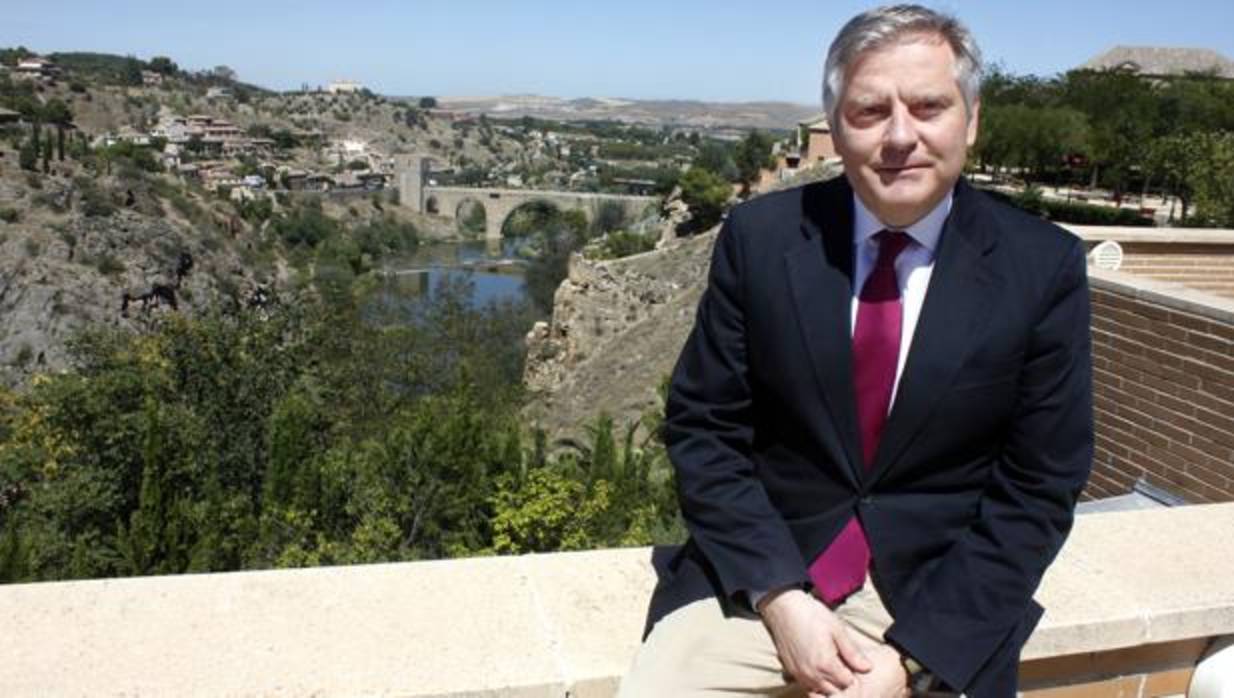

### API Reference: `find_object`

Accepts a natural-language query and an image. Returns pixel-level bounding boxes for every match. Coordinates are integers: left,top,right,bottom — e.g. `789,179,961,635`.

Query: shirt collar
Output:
852,189,953,254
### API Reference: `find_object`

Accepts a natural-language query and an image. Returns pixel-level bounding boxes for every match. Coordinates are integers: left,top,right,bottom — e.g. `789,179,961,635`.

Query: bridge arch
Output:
499,198,590,240
454,197,487,236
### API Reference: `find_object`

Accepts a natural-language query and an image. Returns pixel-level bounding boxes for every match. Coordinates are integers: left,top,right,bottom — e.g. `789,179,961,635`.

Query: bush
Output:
79,181,116,218
270,201,342,248
587,229,657,260
14,343,33,366
0,208,19,224
353,216,419,258
97,254,126,276
986,188,1154,227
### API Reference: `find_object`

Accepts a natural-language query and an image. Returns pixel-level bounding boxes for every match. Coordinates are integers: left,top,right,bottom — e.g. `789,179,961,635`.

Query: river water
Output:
377,238,531,309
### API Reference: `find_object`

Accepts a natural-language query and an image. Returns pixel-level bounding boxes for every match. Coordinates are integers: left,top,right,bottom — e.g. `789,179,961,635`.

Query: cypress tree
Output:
18,137,37,171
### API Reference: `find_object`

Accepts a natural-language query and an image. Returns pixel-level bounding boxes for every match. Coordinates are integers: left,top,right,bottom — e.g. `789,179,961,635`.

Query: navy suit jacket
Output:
646,176,1093,696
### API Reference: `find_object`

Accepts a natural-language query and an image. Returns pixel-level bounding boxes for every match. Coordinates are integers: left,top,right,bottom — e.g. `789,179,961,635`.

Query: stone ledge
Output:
1066,226,1234,245
1,504,1232,696
1089,267,1234,322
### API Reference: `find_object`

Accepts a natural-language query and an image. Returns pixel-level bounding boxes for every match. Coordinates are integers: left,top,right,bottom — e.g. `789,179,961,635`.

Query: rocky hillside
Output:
522,162,843,438
0,52,531,386
0,169,261,383
523,229,715,436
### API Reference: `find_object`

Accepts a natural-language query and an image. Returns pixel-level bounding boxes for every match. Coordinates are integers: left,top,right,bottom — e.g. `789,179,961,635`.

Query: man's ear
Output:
966,99,981,148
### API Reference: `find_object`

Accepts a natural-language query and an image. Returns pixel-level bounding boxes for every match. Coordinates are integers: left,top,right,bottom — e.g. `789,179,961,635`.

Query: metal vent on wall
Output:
1090,240,1124,271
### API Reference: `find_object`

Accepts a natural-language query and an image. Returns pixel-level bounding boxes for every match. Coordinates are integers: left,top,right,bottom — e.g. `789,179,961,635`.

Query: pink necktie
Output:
809,230,910,605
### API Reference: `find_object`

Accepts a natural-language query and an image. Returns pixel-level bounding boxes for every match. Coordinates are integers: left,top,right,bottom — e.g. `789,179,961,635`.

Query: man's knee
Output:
617,598,786,697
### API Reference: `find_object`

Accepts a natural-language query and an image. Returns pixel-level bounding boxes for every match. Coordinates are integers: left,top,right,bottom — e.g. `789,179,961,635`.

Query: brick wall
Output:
1087,269,1234,503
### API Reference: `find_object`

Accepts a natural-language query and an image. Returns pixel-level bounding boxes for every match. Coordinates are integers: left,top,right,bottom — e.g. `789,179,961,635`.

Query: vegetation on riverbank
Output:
0,280,683,583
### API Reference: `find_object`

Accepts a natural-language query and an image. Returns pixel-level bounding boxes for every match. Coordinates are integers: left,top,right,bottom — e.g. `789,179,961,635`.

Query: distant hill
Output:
430,94,819,133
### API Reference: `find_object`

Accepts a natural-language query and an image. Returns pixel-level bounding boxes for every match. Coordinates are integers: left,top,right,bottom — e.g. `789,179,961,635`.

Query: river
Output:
375,238,532,311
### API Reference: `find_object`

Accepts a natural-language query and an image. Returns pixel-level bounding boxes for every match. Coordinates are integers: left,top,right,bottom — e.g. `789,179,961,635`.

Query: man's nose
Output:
883,106,917,152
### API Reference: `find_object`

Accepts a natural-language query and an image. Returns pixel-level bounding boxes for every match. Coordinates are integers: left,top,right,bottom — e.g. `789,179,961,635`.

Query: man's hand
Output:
838,634,910,698
759,589,872,695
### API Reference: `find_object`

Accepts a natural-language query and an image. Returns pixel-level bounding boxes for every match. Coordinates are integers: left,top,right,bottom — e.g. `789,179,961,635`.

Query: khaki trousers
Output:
616,579,896,698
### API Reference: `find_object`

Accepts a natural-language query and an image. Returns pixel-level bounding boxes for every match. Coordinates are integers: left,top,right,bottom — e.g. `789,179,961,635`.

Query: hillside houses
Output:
13,56,60,82
71,100,394,198
150,114,274,158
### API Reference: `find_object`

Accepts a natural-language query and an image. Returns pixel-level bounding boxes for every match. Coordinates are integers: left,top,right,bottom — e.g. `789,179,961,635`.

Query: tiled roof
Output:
1080,46,1234,79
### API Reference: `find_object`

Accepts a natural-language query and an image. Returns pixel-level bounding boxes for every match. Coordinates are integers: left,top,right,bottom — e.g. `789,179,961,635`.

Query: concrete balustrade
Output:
2,503,1233,696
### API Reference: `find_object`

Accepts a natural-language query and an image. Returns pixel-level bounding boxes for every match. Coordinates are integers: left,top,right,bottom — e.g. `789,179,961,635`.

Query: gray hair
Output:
822,4,983,129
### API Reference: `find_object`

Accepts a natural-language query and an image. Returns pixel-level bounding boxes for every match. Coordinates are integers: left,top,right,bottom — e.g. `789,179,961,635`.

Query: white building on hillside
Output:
327,80,364,94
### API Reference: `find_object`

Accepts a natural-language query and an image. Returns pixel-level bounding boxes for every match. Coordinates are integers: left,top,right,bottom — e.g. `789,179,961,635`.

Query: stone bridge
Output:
396,155,659,239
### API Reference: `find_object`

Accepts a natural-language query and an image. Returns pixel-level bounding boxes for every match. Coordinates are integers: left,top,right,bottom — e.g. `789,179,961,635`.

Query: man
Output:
618,5,1092,697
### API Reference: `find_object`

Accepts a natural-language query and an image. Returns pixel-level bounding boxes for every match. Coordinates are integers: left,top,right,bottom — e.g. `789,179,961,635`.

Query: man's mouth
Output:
876,163,929,174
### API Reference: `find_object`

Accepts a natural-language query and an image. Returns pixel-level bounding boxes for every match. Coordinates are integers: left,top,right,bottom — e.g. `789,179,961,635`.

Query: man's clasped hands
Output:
760,589,911,698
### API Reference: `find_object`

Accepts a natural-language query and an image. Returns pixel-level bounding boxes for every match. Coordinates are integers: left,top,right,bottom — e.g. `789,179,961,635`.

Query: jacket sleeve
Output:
665,207,810,607
885,237,1094,691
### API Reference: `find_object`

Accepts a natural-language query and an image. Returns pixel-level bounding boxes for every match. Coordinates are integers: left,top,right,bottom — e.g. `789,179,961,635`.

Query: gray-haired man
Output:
618,5,1092,697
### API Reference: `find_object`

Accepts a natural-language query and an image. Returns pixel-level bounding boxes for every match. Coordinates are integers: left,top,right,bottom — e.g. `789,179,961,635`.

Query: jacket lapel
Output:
785,179,863,485
867,180,1000,485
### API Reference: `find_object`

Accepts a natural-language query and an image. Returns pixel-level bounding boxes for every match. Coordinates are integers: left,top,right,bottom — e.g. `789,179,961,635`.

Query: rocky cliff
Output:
523,228,717,437
0,173,268,385
523,163,844,438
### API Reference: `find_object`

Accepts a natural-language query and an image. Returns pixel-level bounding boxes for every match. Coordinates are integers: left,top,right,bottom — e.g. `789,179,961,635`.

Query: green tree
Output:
148,56,178,76
123,56,143,86
693,141,739,182
418,96,438,109
1147,133,1205,223
976,104,1090,183
678,166,732,233
592,200,628,235
18,136,37,171
1061,69,1160,199
734,130,776,194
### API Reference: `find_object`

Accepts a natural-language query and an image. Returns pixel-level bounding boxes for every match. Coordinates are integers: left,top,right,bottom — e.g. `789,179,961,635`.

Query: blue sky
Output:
4,1,1233,104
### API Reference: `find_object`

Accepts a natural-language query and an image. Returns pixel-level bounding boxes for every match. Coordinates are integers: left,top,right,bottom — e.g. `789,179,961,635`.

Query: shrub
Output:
587,229,657,260
97,253,126,276
270,202,341,248
14,343,33,366
0,208,19,224
985,188,1154,227
80,184,116,218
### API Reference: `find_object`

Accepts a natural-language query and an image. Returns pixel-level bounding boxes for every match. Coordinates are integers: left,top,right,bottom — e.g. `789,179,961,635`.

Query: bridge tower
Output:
394,154,430,213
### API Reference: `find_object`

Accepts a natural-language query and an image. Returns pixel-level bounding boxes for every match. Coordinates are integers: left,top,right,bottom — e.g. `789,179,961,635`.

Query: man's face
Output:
832,34,979,228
